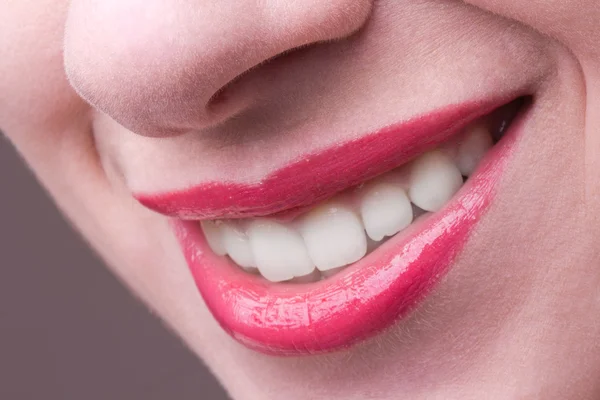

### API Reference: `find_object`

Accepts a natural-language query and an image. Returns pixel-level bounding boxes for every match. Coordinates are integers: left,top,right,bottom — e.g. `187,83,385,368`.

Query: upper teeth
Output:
200,221,228,256
248,219,315,282
455,122,493,176
200,121,493,283
298,202,368,271
408,150,463,212
221,221,256,270
360,182,413,241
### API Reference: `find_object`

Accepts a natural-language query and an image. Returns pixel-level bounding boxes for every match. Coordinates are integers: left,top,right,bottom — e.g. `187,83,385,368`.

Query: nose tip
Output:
64,0,373,137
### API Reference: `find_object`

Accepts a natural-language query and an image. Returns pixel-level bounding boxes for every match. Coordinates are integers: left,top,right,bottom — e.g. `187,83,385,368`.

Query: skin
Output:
1,0,599,398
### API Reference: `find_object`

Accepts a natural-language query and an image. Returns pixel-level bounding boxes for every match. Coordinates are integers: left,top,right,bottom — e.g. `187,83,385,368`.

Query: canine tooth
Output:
456,124,493,176
221,222,255,268
248,220,314,283
299,202,367,271
408,150,463,212
200,221,227,256
360,182,413,241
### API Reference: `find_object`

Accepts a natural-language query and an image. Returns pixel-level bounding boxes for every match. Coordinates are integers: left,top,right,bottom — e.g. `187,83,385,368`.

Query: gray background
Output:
0,139,229,399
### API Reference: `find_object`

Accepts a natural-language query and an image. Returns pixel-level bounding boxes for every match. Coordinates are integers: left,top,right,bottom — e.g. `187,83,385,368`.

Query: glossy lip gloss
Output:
135,97,520,220
167,102,523,356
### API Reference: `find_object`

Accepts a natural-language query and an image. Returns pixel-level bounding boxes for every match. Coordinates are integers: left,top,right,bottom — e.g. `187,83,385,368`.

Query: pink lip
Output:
136,97,517,220
170,107,521,355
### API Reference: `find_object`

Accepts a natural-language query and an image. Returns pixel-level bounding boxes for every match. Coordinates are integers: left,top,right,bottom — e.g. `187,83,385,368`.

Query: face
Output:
3,1,600,398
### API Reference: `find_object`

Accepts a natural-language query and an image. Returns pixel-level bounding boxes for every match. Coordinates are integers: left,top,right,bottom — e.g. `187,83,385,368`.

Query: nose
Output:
64,0,373,137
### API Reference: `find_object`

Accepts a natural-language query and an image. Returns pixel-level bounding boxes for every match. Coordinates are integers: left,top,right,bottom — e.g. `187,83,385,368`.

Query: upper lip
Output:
134,95,521,220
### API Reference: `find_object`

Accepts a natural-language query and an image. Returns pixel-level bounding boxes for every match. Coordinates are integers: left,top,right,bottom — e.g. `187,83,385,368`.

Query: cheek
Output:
464,0,600,58
0,1,87,150
466,0,600,211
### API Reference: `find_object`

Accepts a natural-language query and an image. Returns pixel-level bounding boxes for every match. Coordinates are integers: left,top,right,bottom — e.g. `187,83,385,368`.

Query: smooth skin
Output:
1,1,599,399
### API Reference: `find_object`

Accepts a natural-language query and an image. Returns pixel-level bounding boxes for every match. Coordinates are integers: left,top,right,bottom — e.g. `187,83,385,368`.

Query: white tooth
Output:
200,221,227,255
456,124,493,176
221,222,255,268
248,220,315,283
408,150,463,212
299,202,367,271
360,182,413,241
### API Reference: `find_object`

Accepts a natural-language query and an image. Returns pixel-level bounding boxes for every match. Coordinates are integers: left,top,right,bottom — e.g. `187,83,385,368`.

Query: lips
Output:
135,97,520,220
139,97,526,355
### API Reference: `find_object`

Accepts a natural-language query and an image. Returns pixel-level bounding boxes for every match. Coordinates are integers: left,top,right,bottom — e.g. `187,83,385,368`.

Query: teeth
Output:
408,150,463,212
201,221,227,256
298,202,367,271
201,120,497,282
456,124,493,176
247,220,315,283
221,222,255,269
360,182,413,241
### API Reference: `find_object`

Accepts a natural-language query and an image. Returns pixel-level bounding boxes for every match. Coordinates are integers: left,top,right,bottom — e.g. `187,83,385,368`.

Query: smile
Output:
136,95,529,355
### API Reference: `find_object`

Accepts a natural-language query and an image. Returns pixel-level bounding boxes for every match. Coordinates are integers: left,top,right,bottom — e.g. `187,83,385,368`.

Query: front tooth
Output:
408,150,463,212
360,182,413,241
221,222,255,268
247,220,315,283
299,202,367,271
200,221,227,255
456,124,493,176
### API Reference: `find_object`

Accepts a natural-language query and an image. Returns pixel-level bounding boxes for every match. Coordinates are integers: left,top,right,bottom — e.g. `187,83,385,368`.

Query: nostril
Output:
64,0,374,137
207,85,231,110
205,42,314,116
205,71,246,116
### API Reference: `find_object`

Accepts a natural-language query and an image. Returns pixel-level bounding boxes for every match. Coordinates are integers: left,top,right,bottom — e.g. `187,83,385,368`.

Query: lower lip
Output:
173,119,520,356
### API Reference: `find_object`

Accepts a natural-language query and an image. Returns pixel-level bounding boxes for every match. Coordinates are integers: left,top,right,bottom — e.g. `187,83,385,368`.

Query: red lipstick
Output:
135,98,516,220
173,137,512,354
167,100,523,355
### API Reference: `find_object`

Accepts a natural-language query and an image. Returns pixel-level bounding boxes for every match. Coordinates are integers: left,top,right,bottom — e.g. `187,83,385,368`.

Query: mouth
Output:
138,95,529,355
